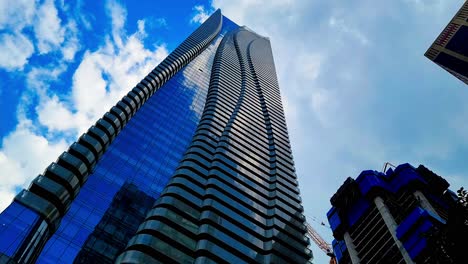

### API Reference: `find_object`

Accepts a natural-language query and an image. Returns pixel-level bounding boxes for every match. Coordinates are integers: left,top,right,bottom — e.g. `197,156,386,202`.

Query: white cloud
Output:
36,1,168,137
309,88,335,126
26,64,67,92
61,20,80,61
142,17,168,30
36,95,82,132
191,5,210,24
34,0,65,54
329,16,370,46
0,32,34,70
107,0,127,48
0,0,81,71
0,152,23,211
296,53,322,81
71,51,109,121
0,0,36,31
0,117,67,210
137,20,146,36
0,0,168,212
152,17,168,28
71,0,93,31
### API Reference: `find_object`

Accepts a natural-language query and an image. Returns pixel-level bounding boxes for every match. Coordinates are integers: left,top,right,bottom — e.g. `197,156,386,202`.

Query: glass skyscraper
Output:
0,10,312,263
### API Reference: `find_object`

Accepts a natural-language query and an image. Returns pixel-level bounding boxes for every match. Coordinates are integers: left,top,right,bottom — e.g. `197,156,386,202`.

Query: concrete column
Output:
343,232,360,264
414,190,440,218
374,196,414,264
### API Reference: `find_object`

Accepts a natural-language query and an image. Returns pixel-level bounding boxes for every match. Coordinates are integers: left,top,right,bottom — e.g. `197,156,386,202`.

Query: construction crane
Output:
305,221,337,264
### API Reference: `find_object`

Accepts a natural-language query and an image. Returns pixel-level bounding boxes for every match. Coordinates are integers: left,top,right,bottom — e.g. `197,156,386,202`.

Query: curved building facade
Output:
0,10,311,263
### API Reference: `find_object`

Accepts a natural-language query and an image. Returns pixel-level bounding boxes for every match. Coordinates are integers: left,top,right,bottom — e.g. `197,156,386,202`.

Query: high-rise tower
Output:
0,10,312,263
425,1,468,85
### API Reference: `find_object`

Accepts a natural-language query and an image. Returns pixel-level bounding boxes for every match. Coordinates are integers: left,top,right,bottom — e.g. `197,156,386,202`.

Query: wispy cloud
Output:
34,0,65,54
107,0,127,48
0,0,81,71
190,5,210,24
0,33,34,71
0,116,68,210
34,0,169,137
0,0,168,211
0,0,36,30
328,16,370,46
61,20,81,61
149,17,168,28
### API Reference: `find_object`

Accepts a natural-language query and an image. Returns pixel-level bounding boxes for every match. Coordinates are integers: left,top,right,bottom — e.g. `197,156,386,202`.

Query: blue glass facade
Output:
0,11,312,263
37,32,218,263
0,15,238,263
0,203,45,258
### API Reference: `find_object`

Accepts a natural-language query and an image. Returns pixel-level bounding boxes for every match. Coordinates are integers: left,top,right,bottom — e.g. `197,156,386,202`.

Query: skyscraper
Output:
0,9,312,264
327,163,456,264
425,1,468,85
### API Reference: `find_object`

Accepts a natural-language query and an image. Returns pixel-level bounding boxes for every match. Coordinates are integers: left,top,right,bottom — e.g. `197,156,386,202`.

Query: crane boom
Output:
305,221,337,264
305,222,333,255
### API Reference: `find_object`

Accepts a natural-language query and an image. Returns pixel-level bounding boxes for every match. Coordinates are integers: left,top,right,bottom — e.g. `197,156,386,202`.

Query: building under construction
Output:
327,163,457,264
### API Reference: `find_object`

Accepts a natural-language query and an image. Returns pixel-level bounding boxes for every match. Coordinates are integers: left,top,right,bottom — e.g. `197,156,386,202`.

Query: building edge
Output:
424,1,468,85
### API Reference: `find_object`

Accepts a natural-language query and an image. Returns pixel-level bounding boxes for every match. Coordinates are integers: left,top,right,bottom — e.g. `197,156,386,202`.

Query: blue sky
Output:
0,0,467,263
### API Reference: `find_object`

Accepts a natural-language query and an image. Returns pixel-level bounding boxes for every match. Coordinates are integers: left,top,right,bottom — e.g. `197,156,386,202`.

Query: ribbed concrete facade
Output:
0,9,311,263
117,25,311,263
